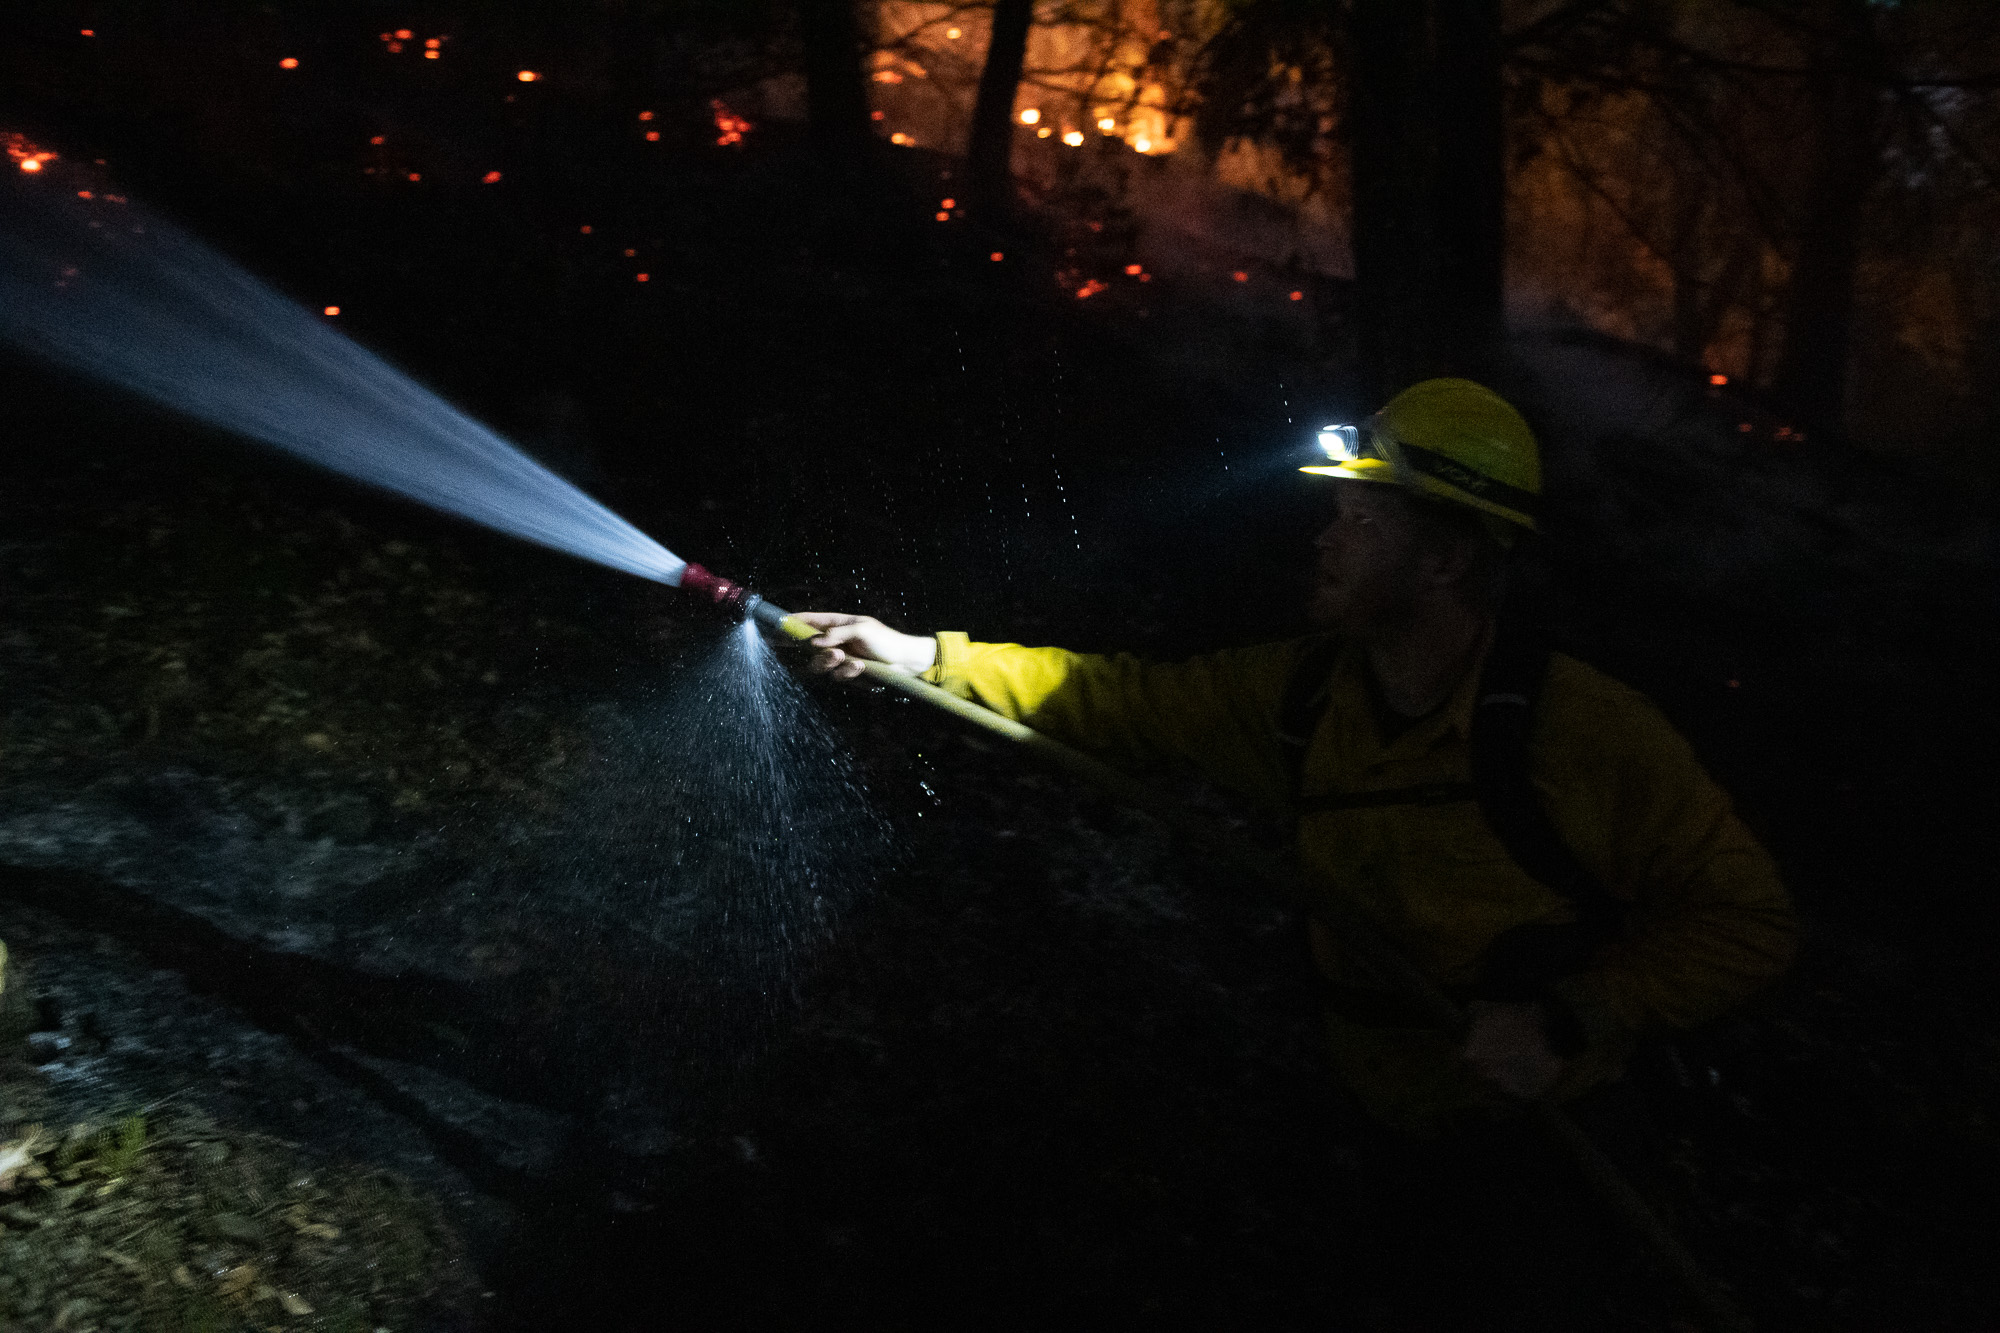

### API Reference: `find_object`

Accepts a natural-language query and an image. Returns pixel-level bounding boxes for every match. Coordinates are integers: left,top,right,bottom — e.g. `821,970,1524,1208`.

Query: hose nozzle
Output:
679,562,751,612
678,562,804,636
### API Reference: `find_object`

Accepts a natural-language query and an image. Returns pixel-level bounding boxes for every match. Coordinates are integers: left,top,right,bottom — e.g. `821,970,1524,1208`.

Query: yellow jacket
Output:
923,631,1797,1133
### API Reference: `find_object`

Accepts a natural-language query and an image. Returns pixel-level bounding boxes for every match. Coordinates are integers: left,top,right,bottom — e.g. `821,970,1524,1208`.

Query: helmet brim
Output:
1299,458,1398,482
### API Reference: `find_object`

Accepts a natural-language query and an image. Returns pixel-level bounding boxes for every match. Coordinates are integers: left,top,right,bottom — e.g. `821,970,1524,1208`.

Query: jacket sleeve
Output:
1540,662,1798,1039
924,632,1307,814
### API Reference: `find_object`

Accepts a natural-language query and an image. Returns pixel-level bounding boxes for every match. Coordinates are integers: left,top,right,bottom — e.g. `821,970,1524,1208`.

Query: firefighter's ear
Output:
1418,530,1478,590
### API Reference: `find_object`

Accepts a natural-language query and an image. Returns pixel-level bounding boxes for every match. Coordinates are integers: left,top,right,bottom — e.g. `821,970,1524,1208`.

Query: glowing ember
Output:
386,41,403,53
482,170,502,183
1124,264,1142,276
623,248,636,257
941,198,956,209
1231,270,1248,282
645,130,661,141
1133,137,1151,152
395,29,413,40
1062,131,1083,147
1709,372,1728,386
873,70,904,84
1097,118,1115,132
946,27,962,38
1037,127,1053,138
935,211,949,222
711,100,752,147
517,70,540,82
425,49,439,59
370,135,385,145
872,110,886,121
406,172,421,182
1289,290,1303,301
77,190,93,198
80,28,94,37
322,306,340,316
635,273,649,282
5,133,58,174
279,57,299,69
990,252,1004,262
579,225,593,234
638,111,654,121
1075,279,1108,300
1019,108,1040,125
1737,422,1753,433
890,132,914,146
425,38,441,49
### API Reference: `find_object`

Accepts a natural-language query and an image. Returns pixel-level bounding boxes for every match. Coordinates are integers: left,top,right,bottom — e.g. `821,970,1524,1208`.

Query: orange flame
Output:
4,132,58,173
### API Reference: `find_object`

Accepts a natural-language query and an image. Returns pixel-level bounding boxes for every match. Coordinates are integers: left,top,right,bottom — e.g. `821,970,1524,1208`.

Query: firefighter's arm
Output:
921,631,1306,811
1542,668,1798,1045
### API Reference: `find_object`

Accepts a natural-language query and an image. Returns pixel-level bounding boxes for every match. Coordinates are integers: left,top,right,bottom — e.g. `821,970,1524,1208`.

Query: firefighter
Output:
796,377,1796,1136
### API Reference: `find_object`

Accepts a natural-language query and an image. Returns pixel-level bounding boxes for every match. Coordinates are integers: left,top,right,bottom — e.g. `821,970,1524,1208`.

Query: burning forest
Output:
1,3,1997,1331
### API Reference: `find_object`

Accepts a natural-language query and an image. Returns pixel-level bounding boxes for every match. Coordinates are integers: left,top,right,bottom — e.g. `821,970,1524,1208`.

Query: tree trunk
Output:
967,0,1036,221
1350,0,1434,401
800,0,871,158
1432,0,1506,368
1771,2,1883,440
1350,0,1507,402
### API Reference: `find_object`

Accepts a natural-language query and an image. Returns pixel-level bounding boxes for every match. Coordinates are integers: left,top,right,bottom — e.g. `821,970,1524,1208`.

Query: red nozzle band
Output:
679,562,749,609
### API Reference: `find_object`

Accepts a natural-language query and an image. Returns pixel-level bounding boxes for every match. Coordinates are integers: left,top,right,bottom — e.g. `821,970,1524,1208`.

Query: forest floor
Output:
2,131,1998,1332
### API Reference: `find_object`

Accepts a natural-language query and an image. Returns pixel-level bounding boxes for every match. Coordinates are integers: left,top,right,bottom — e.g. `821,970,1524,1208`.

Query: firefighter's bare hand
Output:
1461,1001,1565,1101
791,613,939,681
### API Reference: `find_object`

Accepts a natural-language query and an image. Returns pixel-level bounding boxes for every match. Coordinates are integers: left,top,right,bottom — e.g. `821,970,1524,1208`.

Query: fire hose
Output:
680,564,1754,1333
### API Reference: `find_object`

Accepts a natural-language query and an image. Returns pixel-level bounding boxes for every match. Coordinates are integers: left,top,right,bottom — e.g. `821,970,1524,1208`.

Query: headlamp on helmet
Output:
1316,424,1363,462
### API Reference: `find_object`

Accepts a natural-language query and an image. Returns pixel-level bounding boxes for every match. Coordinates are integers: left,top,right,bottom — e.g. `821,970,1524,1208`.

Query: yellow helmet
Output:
1301,377,1541,535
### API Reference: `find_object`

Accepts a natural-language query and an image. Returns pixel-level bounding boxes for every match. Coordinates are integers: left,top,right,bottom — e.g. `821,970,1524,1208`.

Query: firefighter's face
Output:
1309,482,1427,630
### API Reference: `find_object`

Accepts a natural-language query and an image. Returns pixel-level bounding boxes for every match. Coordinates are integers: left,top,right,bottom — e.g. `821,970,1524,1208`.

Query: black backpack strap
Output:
1469,582,1616,920
1468,575,1625,1002
1276,635,1343,801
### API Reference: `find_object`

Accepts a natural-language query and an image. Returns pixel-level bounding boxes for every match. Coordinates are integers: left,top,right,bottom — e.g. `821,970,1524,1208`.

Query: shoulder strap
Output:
1470,577,1620,925
1277,636,1343,800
